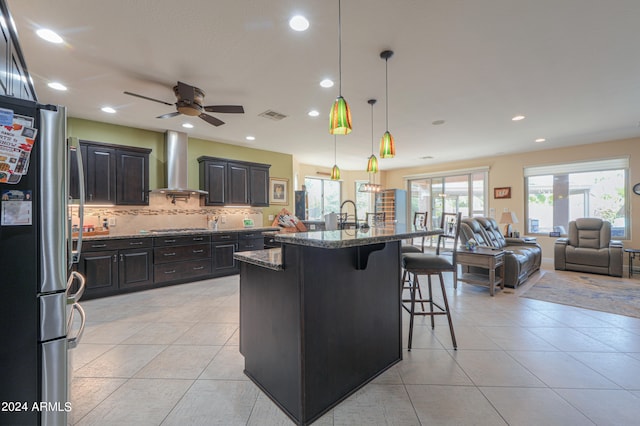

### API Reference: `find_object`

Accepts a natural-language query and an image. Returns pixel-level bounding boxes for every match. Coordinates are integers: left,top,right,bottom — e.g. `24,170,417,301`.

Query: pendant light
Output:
330,136,341,180
366,99,379,173
379,50,395,158
329,0,352,135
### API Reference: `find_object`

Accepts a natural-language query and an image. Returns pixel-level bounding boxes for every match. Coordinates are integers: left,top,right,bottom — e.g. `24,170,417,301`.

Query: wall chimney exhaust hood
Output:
152,130,207,203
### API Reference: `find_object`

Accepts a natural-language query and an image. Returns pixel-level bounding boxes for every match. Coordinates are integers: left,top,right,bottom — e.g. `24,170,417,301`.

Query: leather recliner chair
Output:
554,218,623,277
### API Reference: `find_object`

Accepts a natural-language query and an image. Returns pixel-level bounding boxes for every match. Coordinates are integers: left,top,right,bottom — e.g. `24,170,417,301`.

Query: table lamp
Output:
500,211,519,237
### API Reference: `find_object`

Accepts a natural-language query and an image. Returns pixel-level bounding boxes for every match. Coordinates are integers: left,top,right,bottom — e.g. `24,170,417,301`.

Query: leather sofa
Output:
459,217,542,288
554,218,623,277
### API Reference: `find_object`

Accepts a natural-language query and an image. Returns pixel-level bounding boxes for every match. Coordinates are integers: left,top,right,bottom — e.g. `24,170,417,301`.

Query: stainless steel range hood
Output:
152,130,207,201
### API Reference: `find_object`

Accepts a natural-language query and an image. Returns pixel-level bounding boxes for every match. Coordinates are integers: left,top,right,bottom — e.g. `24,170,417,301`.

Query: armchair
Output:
554,218,623,277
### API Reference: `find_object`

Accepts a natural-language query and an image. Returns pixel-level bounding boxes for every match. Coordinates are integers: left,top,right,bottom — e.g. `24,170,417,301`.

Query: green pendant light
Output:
366,99,379,173
331,136,341,180
329,0,352,135
379,50,395,158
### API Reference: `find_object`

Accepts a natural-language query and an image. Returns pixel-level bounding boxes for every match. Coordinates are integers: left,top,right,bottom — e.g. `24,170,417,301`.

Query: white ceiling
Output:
8,0,640,170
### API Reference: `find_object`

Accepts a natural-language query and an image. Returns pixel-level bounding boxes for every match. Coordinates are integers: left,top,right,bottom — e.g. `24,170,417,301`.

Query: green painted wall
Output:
68,118,294,222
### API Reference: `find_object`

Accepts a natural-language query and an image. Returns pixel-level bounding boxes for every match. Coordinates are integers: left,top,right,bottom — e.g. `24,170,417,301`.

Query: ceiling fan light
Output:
366,155,379,173
379,131,395,158
329,96,352,135
331,164,341,180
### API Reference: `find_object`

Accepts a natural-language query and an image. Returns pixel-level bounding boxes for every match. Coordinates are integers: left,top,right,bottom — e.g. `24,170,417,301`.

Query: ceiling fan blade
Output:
199,113,225,127
176,81,195,102
203,105,245,114
123,91,173,106
157,111,181,119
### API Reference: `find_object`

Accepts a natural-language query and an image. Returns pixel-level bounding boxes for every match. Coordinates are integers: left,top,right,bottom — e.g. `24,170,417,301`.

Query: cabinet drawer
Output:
153,234,211,247
154,243,211,264
239,231,263,240
83,238,152,251
238,238,264,252
212,232,238,243
154,259,212,283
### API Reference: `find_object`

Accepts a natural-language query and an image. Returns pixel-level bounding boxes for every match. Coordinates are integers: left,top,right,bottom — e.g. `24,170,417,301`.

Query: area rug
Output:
520,271,640,318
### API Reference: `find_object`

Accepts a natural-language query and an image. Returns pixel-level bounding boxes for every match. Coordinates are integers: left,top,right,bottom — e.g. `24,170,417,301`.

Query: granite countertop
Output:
274,225,442,249
78,226,280,240
234,248,283,271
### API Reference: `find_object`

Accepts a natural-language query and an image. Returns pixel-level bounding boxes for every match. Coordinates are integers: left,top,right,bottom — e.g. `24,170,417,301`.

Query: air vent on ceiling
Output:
259,110,288,121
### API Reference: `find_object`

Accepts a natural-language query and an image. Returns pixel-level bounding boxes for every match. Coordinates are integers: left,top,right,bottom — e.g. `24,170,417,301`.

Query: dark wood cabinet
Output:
74,140,151,205
212,233,239,275
198,156,270,206
153,234,212,284
199,160,227,205
238,231,265,252
78,238,153,299
116,149,149,205
0,11,36,100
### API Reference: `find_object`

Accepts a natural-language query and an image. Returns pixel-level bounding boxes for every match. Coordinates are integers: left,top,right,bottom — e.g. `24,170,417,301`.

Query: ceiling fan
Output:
124,81,244,127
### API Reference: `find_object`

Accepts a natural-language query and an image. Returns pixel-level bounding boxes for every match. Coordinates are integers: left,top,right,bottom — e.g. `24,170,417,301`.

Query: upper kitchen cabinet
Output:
72,140,151,205
198,156,270,207
0,4,36,100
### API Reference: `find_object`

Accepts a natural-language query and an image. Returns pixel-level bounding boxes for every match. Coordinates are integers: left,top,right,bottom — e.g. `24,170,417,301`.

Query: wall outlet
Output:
108,217,116,226
310,224,316,230
221,216,227,224
268,214,274,221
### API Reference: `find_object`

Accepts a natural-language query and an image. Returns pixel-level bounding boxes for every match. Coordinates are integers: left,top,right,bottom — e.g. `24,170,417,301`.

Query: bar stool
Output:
401,212,461,350
401,212,428,310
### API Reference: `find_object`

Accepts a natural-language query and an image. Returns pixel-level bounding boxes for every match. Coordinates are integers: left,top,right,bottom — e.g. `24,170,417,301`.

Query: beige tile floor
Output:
69,268,640,425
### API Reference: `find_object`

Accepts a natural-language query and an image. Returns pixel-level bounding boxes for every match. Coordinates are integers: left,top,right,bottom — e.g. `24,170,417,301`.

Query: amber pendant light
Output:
329,0,352,135
379,50,395,158
331,136,341,180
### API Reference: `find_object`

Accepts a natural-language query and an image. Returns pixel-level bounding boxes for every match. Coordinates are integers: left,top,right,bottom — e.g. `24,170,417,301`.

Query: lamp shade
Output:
329,96,352,135
500,211,519,224
366,155,379,173
379,131,395,158
331,164,341,180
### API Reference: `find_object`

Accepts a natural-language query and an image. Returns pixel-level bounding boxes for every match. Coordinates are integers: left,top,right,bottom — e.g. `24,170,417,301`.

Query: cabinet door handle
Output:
220,235,231,239
112,254,118,263
164,270,177,274
192,249,204,254
192,237,204,241
129,241,144,245
120,254,124,262
92,243,107,248
164,239,177,243
163,252,177,257
245,244,254,248
192,266,205,270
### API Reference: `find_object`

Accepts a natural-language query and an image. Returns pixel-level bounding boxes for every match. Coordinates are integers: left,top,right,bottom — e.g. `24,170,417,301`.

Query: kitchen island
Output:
235,226,441,425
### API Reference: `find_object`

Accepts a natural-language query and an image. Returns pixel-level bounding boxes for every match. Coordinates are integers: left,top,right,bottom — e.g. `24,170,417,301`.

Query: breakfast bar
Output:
235,226,440,425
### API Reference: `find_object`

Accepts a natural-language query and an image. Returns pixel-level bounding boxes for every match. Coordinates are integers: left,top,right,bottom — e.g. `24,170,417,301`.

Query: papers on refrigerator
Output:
0,113,37,184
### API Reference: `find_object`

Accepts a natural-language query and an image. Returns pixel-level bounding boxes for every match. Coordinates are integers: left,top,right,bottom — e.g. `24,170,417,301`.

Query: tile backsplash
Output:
72,193,264,236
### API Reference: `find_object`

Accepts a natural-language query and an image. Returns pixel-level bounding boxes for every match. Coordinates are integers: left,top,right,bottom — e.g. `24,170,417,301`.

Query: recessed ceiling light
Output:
182,123,194,129
512,115,526,121
246,136,256,141
289,15,309,31
431,120,445,126
101,106,116,114
308,110,320,117
535,138,546,143
36,28,63,44
47,82,67,91
320,79,334,88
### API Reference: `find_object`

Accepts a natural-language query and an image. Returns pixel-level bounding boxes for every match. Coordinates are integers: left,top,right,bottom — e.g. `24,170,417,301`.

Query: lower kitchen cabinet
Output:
212,233,239,276
153,235,212,283
78,237,153,299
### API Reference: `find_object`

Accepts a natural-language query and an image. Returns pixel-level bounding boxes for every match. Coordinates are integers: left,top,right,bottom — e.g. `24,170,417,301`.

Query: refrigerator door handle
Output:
66,271,86,304
70,141,86,266
67,302,86,349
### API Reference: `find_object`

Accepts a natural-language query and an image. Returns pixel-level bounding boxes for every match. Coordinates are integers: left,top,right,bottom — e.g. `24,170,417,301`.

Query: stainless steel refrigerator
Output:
0,94,86,425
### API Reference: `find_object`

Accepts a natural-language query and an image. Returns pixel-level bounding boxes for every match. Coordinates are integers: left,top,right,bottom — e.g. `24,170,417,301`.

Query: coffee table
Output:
456,247,505,296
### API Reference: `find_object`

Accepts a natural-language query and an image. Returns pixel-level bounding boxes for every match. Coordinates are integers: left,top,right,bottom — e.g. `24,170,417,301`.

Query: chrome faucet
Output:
340,199,358,230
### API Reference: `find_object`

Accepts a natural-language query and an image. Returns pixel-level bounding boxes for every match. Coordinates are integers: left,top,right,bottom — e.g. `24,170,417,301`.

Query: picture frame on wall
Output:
494,187,511,199
270,177,289,205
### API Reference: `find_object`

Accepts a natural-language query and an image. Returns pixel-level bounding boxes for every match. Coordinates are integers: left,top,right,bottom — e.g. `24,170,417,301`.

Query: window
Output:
525,158,628,238
304,177,341,220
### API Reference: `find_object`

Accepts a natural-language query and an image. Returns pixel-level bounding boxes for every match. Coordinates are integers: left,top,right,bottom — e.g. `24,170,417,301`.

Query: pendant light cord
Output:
385,57,389,130
370,102,374,155
334,135,337,164
338,0,342,96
